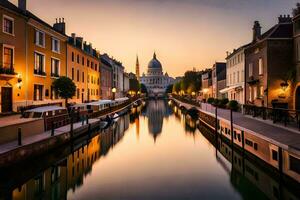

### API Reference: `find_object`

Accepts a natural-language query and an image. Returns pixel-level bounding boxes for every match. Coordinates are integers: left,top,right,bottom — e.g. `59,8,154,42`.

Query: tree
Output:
173,82,181,93
129,79,140,93
140,83,148,94
166,84,173,94
52,76,76,106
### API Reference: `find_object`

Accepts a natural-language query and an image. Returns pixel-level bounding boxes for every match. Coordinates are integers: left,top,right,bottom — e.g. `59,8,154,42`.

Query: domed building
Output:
140,53,174,95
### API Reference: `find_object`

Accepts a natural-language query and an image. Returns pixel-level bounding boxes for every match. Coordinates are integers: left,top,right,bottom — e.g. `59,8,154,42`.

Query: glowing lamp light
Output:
191,92,196,96
112,88,117,93
203,88,209,94
280,82,289,91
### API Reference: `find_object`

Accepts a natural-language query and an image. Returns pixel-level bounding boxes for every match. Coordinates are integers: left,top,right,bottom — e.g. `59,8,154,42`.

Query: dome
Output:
148,52,162,69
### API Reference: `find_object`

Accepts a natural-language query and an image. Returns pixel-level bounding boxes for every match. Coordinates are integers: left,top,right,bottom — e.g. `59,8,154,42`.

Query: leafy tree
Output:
129,79,140,93
173,82,181,93
52,76,76,106
166,84,173,94
140,83,148,94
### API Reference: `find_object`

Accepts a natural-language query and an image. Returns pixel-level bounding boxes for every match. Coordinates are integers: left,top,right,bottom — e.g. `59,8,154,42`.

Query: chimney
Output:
253,21,261,42
77,37,84,50
278,14,292,24
71,33,76,45
53,17,66,34
89,43,93,54
18,0,26,12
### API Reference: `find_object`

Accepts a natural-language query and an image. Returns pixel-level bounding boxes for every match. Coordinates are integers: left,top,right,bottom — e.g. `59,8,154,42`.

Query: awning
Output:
220,84,243,94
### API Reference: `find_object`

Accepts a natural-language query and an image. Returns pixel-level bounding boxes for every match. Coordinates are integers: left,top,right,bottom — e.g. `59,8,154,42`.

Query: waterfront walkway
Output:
172,98,300,152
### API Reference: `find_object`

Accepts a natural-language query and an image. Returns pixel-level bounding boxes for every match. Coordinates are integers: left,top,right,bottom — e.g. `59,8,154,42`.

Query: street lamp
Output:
112,87,117,100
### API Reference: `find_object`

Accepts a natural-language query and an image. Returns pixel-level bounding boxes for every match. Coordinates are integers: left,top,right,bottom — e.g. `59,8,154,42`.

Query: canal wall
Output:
0,99,143,167
171,98,300,184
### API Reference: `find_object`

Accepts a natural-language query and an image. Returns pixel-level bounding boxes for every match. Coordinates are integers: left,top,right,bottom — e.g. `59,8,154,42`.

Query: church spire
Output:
153,51,157,59
136,55,140,82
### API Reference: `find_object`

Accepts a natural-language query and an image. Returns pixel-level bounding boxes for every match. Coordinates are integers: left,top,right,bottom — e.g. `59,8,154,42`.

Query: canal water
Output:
2,100,300,200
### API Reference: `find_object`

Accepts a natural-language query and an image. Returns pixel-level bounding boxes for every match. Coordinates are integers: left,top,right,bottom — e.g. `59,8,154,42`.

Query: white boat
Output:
113,113,119,122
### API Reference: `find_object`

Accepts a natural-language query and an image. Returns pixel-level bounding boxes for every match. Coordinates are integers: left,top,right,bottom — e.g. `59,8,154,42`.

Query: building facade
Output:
293,6,300,111
212,62,226,99
0,0,68,113
100,54,112,100
67,34,100,104
222,46,248,104
201,69,213,100
245,17,294,108
101,54,124,98
123,72,129,95
140,53,174,95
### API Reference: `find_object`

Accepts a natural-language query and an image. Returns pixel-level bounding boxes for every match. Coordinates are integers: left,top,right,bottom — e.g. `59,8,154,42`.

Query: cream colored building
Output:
221,46,248,104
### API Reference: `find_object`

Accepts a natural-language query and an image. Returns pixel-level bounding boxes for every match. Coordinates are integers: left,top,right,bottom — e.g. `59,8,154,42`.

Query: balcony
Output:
0,67,16,80
34,69,46,77
51,72,60,78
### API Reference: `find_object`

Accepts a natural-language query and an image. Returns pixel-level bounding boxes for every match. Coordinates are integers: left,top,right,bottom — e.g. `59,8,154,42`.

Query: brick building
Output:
245,16,294,108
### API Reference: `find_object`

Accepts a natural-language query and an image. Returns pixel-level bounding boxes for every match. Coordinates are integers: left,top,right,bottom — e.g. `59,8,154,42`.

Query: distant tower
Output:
136,55,140,82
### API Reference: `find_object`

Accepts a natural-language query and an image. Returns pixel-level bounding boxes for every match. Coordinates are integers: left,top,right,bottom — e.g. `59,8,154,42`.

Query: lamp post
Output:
112,87,117,100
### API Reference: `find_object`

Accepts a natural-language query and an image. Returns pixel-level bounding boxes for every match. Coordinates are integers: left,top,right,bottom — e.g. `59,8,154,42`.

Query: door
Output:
296,87,300,111
1,87,12,113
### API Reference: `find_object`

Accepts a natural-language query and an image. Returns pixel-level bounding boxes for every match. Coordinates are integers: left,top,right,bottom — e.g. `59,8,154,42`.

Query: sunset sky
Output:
11,0,298,77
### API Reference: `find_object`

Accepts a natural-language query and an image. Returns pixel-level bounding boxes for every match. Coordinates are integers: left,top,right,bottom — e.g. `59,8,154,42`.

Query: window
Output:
51,58,60,77
71,68,74,80
3,46,14,69
259,86,264,98
34,84,43,101
77,55,80,64
51,86,58,100
3,15,14,35
249,63,253,77
249,86,252,101
77,88,80,99
259,58,263,75
35,30,45,47
77,70,80,82
82,57,85,65
34,52,45,75
72,52,74,62
253,87,257,99
91,62,94,69
290,155,300,174
87,59,90,67
245,139,253,147
233,72,236,84
82,72,85,83
87,75,90,83
52,38,60,53
95,63,98,71
237,71,240,83
272,150,278,161
254,143,258,150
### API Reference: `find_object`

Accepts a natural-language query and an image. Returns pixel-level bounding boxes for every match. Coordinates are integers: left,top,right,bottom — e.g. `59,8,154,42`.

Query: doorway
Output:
1,87,12,113
296,86,300,111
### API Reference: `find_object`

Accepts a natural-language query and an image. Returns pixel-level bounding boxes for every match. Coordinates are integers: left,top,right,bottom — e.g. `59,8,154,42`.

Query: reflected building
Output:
142,100,173,141
7,115,130,200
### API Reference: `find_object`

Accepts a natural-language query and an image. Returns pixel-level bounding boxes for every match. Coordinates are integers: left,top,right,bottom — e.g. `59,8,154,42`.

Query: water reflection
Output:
142,100,173,141
1,100,299,200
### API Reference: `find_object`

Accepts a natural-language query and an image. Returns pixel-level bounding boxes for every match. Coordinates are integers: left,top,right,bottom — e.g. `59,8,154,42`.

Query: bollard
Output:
230,109,234,146
86,115,89,124
215,106,218,136
70,117,74,138
88,124,91,138
18,128,22,146
51,121,55,136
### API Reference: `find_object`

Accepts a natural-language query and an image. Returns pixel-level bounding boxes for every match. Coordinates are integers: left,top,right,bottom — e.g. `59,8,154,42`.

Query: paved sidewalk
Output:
173,98,300,151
